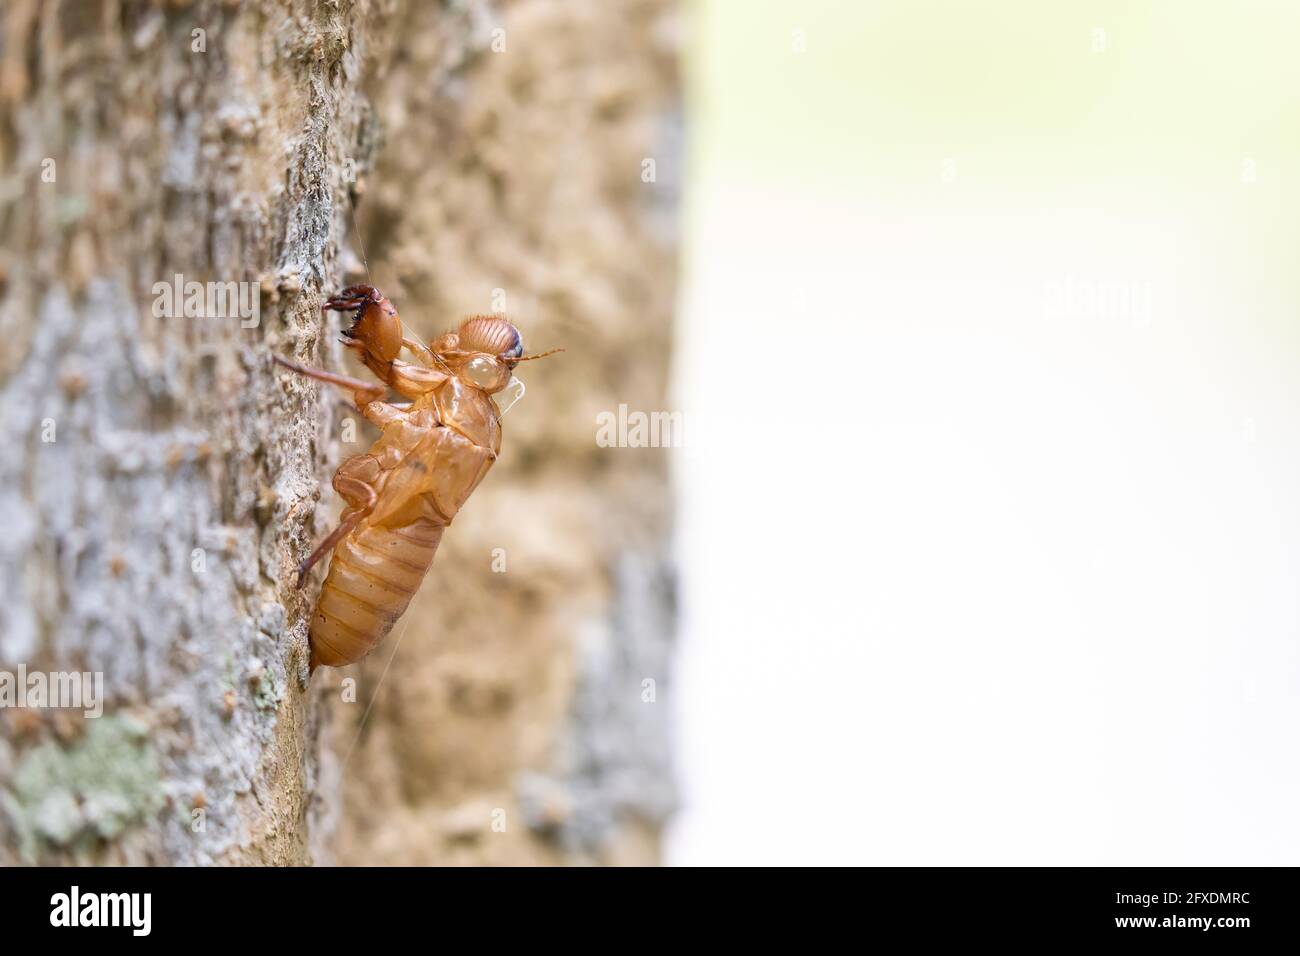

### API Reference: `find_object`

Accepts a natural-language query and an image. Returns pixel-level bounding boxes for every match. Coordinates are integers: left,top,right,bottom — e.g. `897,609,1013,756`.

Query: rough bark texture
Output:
0,0,678,866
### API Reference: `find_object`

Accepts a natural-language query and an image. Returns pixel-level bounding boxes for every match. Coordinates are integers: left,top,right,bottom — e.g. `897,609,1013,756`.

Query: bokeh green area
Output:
686,1,1300,300
681,0,1300,416
691,1,1300,190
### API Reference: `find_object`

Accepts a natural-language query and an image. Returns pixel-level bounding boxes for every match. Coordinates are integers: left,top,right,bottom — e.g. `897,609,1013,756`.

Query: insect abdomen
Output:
309,517,445,668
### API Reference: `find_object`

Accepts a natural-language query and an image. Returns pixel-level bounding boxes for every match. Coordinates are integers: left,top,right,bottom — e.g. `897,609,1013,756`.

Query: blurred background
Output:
1,0,1297,866
671,0,1300,864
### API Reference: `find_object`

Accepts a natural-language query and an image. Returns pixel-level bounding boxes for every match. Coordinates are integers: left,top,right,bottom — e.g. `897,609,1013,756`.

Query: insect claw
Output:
323,296,362,313
322,285,381,314
339,283,380,298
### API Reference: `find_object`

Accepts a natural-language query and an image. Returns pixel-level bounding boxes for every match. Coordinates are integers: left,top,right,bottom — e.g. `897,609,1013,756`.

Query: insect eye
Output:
503,329,523,359
464,356,499,388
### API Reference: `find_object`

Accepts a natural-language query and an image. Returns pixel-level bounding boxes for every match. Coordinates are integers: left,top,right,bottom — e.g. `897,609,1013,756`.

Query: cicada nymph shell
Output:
273,289,561,672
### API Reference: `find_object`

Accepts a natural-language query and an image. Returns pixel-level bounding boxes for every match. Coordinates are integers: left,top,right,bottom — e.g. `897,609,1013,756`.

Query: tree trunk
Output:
0,0,678,866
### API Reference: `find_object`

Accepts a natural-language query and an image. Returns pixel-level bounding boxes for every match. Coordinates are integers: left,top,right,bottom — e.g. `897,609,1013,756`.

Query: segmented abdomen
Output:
309,517,445,668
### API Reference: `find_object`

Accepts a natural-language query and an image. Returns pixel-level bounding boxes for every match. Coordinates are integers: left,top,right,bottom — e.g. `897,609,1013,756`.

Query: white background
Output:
666,1,1300,865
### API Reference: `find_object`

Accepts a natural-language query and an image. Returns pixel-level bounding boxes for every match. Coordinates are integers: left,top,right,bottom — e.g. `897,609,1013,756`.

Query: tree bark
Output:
0,0,679,866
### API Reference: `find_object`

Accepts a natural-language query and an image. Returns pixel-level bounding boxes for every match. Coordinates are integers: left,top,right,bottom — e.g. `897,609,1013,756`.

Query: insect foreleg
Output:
274,354,387,407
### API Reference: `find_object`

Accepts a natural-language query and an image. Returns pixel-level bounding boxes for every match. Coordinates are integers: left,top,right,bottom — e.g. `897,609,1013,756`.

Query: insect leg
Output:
358,399,411,428
322,285,382,312
295,511,363,587
386,359,449,399
401,337,436,367
296,460,380,586
336,340,446,398
273,354,386,406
